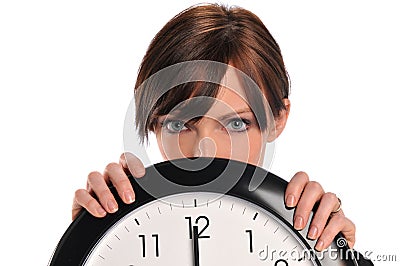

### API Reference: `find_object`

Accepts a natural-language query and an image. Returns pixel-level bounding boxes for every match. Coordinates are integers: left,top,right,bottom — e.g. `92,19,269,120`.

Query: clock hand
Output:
193,225,200,266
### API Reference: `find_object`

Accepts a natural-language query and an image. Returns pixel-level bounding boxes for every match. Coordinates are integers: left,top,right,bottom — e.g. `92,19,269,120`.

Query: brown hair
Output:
134,3,290,143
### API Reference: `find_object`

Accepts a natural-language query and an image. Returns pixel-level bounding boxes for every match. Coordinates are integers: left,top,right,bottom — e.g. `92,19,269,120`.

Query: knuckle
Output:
98,189,113,201
324,192,337,202
88,171,101,181
296,171,310,182
86,198,100,210
311,211,325,223
331,213,346,225
116,178,132,189
308,181,322,191
74,189,86,199
105,162,120,172
322,228,337,240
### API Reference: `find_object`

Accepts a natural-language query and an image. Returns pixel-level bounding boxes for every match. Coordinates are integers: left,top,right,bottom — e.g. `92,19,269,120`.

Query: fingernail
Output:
107,200,118,213
286,194,296,207
136,169,145,177
315,240,324,251
294,216,303,230
124,190,135,203
308,225,318,239
97,207,107,216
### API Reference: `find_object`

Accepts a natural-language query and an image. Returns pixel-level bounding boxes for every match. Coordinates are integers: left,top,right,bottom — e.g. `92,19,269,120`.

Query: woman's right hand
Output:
72,153,146,220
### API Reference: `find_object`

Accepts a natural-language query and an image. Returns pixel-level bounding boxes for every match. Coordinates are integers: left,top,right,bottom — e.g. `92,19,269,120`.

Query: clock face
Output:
84,192,316,266
49,158,355,266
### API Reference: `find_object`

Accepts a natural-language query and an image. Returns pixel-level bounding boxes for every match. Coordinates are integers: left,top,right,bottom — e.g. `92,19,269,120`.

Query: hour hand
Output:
193,226,200,266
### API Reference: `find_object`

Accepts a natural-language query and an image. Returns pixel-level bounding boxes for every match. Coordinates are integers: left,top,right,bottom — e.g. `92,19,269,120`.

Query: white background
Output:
0,0,399,265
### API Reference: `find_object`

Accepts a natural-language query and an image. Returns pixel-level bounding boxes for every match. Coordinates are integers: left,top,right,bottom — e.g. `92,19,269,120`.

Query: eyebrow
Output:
216,108,253,121
157,108,254,124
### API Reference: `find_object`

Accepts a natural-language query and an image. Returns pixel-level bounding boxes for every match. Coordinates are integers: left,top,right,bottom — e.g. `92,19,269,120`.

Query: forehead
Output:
163,86,251,120
208,67,252,114
213,86,250,112
169,68,256,119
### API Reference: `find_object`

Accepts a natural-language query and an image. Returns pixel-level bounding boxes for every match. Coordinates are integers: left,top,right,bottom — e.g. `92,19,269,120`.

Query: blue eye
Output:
226,119,250,132
163,120,188,133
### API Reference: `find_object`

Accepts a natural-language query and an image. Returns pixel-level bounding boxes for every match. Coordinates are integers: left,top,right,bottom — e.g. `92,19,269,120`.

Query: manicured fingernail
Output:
124,190,135,203
286,194,296,207
136,169,145,177
107,200,118,213
315,240,324,251
308,225,318,239
294,216,303,230
97,207,107,216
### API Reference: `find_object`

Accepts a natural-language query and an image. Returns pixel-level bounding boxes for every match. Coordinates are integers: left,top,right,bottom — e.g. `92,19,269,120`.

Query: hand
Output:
72,152,145,220
285,171,356,251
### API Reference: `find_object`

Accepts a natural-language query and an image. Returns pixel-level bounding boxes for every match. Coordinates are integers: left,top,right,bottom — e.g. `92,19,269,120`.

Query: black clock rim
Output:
48,157,354,266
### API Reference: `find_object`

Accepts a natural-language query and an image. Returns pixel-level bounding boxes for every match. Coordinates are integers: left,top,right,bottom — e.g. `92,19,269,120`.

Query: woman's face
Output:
154,86,268,166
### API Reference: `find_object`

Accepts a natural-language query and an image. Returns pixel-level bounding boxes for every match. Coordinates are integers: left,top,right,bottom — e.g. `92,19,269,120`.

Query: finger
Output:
293,181,325,230
104,162,135,204
307,192,339,240
315,214,356,251
73,189,107,220
120,152,146,178
285,171,309,208
87,171,119,213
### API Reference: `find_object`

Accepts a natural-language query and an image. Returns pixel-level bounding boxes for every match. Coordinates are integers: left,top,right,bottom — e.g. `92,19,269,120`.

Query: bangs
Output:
149,81,222,129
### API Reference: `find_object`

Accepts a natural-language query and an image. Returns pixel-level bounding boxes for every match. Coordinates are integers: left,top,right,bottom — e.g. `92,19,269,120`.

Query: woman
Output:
72,3,371,264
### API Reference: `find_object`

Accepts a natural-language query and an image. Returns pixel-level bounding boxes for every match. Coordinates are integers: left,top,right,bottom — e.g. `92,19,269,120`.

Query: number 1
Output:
245,229,253,253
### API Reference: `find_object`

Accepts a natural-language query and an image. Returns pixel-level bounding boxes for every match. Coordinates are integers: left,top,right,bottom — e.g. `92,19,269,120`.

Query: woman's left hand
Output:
285,171,356,251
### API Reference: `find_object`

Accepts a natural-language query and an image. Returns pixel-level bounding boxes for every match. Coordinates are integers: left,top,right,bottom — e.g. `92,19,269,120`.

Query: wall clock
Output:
48,157,356,265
